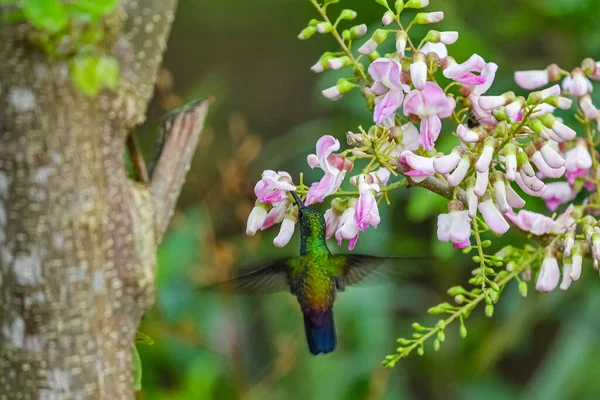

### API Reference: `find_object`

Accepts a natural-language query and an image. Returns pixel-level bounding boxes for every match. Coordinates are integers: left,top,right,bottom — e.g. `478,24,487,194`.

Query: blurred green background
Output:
136,0,600,399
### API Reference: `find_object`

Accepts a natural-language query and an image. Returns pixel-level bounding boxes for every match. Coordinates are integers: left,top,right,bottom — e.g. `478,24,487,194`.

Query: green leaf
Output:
68,0,117,19
96,56,119,90
70,55,101,96
23,0,67,32
135,331,155,346
132,345,142,391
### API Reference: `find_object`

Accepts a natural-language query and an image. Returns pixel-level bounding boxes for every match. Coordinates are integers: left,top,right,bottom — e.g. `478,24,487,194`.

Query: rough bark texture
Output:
0,1,192,398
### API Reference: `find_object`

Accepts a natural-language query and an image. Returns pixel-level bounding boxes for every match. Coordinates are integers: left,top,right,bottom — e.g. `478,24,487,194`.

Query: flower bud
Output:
382,10,395,26
478,190,510,235
571,243,583,281
395,31,408,57
433,146,463,174
246,202,269,235
474,169,488,197
503,143,518,181
413,11,444,24
475,137,497,173
536,248,559,292
298,26,317,40
339,9,358,20
506,183,526,208
405,0,429,8
466,177,478,218
447,153,472,187
579,95,599,119
327,56,351,70
316,22,333,34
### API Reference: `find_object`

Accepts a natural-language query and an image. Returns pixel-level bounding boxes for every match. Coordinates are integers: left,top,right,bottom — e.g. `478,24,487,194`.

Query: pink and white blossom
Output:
274,217,296,247
433,147,463,174
355,174,381,231
368,58,410,124
246,204,269,235
437,201,472,248
335,205,359,250
403,82,454,150
420,42,448,58
505,209,554,236
536,253,560,292
562,68,593,97
254,170,296,203
565,141,592,184
514,69,549,90
579,95,599,119
306,135,352,205
478,194,510,235
442,54,487,86
399,151,435,182
541,182,578,211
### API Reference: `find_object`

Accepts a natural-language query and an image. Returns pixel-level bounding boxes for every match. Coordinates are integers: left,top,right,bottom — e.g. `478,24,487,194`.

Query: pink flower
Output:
505,209,554,236
354,175,381,231
478,195,510,235
437,201,472,249
246,204,268,235
536,254,560,292
324,208,341,239
541,182,577,211
403,82,454,150
335,204,359,250
274,217,296,247
433,146,463,174
579,95,599,119
562,68,592,97
420,42,448,58
368,58,410,124
410,59,428,90
306,135,352,205
262,200,291,229
442,54,487,85
514,70,549,90
399,151,435,182
394,122,420,152
565,141,592,184
254,170,296,203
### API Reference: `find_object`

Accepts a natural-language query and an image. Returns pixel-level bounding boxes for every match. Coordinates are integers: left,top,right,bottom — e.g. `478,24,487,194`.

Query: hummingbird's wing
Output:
339,255,432,288
202,259,290,293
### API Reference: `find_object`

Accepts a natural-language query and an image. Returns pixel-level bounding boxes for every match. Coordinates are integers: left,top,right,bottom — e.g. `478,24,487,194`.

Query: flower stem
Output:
309,0,368,82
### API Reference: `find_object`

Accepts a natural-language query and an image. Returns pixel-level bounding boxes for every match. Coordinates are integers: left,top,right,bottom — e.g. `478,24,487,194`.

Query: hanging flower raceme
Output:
437,200,472,248
403,82,455,150
306,135,354,205
368,58,410,125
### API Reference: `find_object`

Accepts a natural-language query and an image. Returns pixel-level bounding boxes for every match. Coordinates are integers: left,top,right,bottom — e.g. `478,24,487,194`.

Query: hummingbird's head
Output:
291,191,326,240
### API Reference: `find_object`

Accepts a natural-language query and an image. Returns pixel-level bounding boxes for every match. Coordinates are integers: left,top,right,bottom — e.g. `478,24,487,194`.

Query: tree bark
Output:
0,1,204,398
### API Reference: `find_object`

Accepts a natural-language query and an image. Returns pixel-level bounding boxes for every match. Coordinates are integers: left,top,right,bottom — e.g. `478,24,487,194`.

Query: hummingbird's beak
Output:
291,191,305,208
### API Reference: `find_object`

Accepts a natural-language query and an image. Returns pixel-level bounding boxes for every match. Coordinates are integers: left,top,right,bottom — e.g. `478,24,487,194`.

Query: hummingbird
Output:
209,192,422,355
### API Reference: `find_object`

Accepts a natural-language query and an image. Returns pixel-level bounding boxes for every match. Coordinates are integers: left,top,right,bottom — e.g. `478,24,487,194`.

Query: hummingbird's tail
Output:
303,308,336,355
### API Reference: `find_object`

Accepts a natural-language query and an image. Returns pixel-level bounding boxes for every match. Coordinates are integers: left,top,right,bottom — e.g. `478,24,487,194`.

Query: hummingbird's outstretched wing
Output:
339,255,432,289
202,259,290,293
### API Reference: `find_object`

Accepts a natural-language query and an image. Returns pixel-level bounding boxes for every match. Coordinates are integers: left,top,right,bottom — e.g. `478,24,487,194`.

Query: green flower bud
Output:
460,323,467,338
339,9,358,20
433,339,440,351
485,304,494,317
373,28,390,44
519,281,528,297
298,26,317,40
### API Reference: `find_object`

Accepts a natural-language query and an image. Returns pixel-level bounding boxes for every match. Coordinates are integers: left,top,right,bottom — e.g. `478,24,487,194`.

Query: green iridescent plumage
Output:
207,192,420,355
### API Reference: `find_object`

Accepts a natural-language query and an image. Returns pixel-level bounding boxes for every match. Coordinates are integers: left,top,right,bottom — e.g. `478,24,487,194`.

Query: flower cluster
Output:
246,0,600,364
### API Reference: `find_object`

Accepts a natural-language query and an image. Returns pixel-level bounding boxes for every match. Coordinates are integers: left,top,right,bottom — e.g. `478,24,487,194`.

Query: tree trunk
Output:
0,1,203,398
